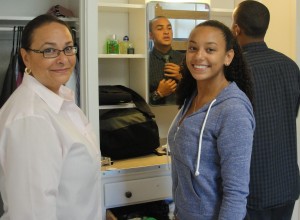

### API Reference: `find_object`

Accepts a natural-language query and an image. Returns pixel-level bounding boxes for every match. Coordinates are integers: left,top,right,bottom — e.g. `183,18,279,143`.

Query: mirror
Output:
147,1,210,106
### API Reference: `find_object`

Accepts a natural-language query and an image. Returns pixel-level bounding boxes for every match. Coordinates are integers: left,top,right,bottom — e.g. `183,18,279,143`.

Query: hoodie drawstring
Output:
195,99,216,176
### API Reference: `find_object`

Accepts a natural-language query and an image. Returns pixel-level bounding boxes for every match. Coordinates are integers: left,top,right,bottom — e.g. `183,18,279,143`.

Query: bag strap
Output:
115,85,155,118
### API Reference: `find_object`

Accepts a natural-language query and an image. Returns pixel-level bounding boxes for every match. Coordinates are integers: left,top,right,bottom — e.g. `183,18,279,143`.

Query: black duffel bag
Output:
100,85,160,160
99,85,132,105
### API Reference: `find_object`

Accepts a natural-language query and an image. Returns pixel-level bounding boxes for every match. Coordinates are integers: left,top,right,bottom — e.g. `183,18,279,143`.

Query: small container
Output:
119,35,130,54
127,43,135,54
106,34,119,54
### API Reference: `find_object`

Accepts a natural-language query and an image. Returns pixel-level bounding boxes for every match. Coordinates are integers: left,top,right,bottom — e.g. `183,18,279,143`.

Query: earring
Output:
25,67,31,75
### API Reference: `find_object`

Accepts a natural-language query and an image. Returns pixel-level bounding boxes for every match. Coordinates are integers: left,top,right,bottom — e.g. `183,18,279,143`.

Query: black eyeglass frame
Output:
26,46,78,58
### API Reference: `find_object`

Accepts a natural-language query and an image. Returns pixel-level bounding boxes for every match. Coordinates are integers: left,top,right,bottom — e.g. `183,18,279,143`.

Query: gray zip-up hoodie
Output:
168,82,255,220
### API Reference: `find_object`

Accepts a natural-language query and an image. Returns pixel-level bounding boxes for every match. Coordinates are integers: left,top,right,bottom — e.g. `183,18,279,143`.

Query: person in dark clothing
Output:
232,1,300,219
148,16,184,105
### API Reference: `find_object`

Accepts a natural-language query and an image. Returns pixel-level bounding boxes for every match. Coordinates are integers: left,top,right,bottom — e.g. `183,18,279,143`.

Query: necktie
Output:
163,55,170,63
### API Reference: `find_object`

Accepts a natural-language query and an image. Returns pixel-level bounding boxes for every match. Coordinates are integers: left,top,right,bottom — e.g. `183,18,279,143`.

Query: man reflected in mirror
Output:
149,16,184,105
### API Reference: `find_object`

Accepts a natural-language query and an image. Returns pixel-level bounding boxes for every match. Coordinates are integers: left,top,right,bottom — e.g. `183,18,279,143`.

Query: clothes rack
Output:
0,27,14,31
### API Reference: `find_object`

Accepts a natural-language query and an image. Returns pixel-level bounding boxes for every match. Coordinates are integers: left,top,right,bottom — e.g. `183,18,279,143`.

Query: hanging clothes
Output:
0,26,23,108
16,26,24,87
73,28,80,107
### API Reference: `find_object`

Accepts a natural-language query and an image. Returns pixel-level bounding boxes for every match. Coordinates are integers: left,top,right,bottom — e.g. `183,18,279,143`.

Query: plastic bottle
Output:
119,35,130,54
106,34,119,54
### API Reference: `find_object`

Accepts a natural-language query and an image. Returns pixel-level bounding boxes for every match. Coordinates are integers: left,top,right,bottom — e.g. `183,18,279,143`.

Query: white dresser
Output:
101,155,172,220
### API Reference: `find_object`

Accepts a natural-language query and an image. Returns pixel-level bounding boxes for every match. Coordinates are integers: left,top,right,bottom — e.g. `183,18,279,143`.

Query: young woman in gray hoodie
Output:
168,20,255,220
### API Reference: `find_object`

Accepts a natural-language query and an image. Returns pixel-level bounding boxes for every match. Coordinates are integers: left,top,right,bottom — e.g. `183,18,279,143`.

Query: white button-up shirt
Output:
0,74,101,220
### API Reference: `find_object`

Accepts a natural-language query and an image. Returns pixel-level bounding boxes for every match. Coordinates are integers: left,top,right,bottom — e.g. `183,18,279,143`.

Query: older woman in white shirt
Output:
0,14,101,220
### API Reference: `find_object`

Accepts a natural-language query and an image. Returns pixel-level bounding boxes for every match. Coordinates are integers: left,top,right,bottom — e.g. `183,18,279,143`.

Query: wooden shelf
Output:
99,103,136,110
0,16,78,22
98,54,145,58
101,154,171,175
98,2,145,12
210,8,233,16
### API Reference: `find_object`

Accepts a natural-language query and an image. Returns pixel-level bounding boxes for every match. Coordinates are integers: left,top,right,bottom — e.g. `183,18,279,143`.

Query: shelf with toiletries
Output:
98,2,146,56
98,0,147,99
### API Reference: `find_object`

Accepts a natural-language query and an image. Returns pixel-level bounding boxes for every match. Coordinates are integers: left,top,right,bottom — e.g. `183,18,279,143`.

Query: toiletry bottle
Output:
119,35,129,54
127,42,135,54
106,34,119,54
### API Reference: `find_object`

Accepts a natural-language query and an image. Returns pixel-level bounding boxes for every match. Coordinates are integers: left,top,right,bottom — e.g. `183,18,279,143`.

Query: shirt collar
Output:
22,74,75,113
152,47,177,61
242,41,268,55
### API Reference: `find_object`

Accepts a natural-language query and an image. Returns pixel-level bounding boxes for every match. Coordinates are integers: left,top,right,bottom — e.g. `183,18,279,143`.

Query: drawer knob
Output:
125,191,132,198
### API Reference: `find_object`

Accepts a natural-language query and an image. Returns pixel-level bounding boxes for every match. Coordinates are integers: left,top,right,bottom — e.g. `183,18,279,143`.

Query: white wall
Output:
263,0,296,60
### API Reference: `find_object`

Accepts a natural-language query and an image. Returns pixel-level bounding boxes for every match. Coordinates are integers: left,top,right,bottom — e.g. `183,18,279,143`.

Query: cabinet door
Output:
79,0,99,134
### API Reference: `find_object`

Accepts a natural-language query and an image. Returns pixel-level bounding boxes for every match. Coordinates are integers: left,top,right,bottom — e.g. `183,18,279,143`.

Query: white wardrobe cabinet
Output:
96,0,238,219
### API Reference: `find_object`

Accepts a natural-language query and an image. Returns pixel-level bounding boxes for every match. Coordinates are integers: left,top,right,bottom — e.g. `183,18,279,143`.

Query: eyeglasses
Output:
26,46,78,58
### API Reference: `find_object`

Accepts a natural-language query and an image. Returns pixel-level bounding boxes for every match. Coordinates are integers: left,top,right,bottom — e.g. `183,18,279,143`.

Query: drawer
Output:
104,176,172,207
